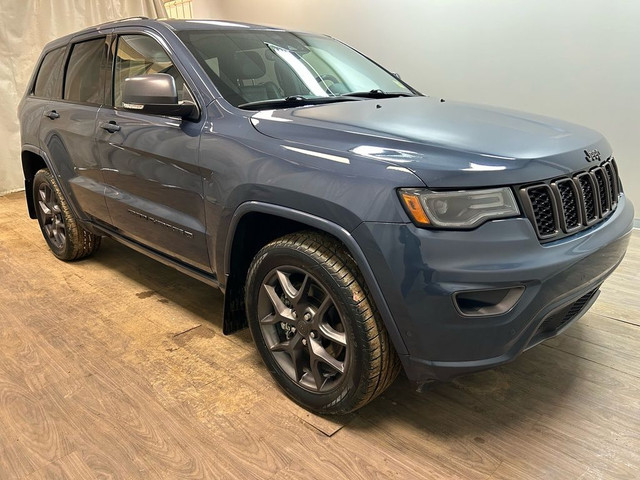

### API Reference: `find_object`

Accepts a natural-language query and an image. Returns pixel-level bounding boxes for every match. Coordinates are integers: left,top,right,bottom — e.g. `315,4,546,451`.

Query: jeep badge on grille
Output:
584,149,601,162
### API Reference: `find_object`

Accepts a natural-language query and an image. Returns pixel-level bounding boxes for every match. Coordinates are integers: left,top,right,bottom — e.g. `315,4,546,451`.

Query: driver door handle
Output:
100,121,121,133
44,110,59,120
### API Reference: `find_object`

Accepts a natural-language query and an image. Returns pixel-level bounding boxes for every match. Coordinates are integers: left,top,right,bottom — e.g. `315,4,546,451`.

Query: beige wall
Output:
195,0,640,219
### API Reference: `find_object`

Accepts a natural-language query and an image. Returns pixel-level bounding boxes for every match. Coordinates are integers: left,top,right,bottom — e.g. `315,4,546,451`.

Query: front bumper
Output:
353,194,634,384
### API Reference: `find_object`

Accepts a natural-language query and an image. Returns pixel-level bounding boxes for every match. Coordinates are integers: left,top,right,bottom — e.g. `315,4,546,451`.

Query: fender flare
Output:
21,144,84,222
224,201,408,355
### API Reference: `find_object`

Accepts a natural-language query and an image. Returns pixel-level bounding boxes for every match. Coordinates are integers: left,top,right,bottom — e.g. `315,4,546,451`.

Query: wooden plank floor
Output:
0,191,638,479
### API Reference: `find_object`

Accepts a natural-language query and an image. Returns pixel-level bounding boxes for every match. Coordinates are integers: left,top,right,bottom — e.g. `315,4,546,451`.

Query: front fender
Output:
222,201,409,355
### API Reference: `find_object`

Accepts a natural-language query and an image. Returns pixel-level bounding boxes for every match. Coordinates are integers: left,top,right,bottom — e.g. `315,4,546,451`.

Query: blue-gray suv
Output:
18,17,634,414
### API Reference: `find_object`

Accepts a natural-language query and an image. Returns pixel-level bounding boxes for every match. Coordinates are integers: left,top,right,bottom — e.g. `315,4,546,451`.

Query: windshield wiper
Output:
238,95,356,110
341,89,414,99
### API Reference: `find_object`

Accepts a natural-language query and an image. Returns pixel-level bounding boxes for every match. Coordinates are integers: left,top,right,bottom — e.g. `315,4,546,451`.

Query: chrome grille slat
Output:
520,158,621,243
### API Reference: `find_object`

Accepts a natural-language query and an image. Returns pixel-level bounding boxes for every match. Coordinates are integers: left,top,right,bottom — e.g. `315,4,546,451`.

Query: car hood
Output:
250,96,611,188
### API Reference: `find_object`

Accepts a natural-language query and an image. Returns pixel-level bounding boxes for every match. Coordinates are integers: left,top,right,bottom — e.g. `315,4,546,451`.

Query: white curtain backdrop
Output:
0,0,166,194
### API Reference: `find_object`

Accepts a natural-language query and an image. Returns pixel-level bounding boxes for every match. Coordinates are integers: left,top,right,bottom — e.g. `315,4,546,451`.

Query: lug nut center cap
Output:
296,321,311,336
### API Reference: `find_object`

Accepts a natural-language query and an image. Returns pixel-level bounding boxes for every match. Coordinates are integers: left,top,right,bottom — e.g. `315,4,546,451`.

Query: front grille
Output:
555,179,580,230
576,173,598,224
528,186,556,236
521,158,621,242
593,167,610,215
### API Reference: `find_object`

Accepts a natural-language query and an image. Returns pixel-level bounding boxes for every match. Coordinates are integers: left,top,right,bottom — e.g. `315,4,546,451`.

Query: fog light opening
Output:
454,286,525,317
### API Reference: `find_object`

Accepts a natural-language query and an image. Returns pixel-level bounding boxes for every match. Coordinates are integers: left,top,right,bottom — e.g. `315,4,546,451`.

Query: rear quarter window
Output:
64,37,107,105
33,47,66,99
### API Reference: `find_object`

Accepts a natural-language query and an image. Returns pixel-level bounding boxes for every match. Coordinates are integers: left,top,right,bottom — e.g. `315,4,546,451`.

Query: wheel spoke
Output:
291,347,305,382
276,270,312,307
276,270,298,301
39,200,52,216
45,187,55,211
38,187,52,216
309,359,326,391
270,334,305,381
263,284,293,321
55,224,66,245
293,274,311,304
270,341,289,353
319,323,347,346
309,337,344,374
259,312,280,325
312,296,332,326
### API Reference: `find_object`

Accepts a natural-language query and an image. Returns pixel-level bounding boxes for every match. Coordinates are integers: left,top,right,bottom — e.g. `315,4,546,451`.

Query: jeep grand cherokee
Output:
18,18,634,414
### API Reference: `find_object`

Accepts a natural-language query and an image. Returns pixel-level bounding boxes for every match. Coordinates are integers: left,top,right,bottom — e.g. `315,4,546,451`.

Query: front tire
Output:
245,231,400,414
33,168,101,261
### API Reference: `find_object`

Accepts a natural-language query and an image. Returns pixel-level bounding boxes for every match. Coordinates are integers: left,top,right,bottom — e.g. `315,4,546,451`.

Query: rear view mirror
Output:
122,73,198,120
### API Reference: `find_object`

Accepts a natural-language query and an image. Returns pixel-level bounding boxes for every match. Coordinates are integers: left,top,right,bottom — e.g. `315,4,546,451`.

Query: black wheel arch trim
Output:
21,144,82,222
223,201,409,355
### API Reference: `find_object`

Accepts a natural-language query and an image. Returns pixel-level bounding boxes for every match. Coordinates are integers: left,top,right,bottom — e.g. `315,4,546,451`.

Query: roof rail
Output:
119,16,151,21
95,16,153,29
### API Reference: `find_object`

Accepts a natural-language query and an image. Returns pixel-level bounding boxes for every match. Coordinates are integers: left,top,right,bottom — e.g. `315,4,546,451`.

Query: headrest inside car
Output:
233,51,266,80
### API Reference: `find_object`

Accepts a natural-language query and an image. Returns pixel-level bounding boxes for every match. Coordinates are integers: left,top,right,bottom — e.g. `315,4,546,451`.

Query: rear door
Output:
21,46,66,151
96,30,210,272
38,34,111,223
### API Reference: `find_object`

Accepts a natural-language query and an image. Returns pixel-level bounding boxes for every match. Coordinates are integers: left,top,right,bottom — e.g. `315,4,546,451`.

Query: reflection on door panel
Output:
96,33,209,271
40,37,111,222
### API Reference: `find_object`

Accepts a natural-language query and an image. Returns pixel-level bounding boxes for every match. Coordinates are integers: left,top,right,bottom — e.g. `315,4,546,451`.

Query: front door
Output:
95,32,210,272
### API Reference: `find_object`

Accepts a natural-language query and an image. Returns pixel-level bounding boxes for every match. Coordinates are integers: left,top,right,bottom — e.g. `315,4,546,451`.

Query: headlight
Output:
399,187,520,229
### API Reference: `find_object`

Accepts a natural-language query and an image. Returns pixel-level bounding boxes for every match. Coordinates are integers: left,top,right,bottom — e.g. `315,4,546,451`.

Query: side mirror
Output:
122,73,198,120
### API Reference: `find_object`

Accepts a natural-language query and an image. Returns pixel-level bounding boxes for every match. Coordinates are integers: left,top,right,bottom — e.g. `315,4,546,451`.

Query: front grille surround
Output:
552,178,582,233
520,158,621,243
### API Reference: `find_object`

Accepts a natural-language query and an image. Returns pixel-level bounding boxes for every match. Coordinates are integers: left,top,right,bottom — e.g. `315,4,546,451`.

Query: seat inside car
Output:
228,50,280,103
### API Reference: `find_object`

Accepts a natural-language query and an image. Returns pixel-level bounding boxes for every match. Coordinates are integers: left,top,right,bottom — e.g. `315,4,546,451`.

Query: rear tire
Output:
33,168,101,261
245,231,400,414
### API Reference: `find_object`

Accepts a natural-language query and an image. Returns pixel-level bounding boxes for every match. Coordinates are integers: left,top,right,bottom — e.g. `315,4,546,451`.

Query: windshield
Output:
177,29,418,109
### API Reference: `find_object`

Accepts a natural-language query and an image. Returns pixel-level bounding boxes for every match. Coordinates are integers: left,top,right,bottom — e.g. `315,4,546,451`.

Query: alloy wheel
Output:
37,182,66,250
257,266,349,393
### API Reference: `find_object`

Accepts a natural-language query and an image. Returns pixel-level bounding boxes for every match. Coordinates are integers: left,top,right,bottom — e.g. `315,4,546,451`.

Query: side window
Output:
64,38,107,105
33,47,65,99
113,34,192,108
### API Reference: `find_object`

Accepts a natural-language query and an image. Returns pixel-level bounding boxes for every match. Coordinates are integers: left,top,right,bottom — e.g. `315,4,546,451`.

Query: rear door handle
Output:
44,110,59,120
100,121,121,133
